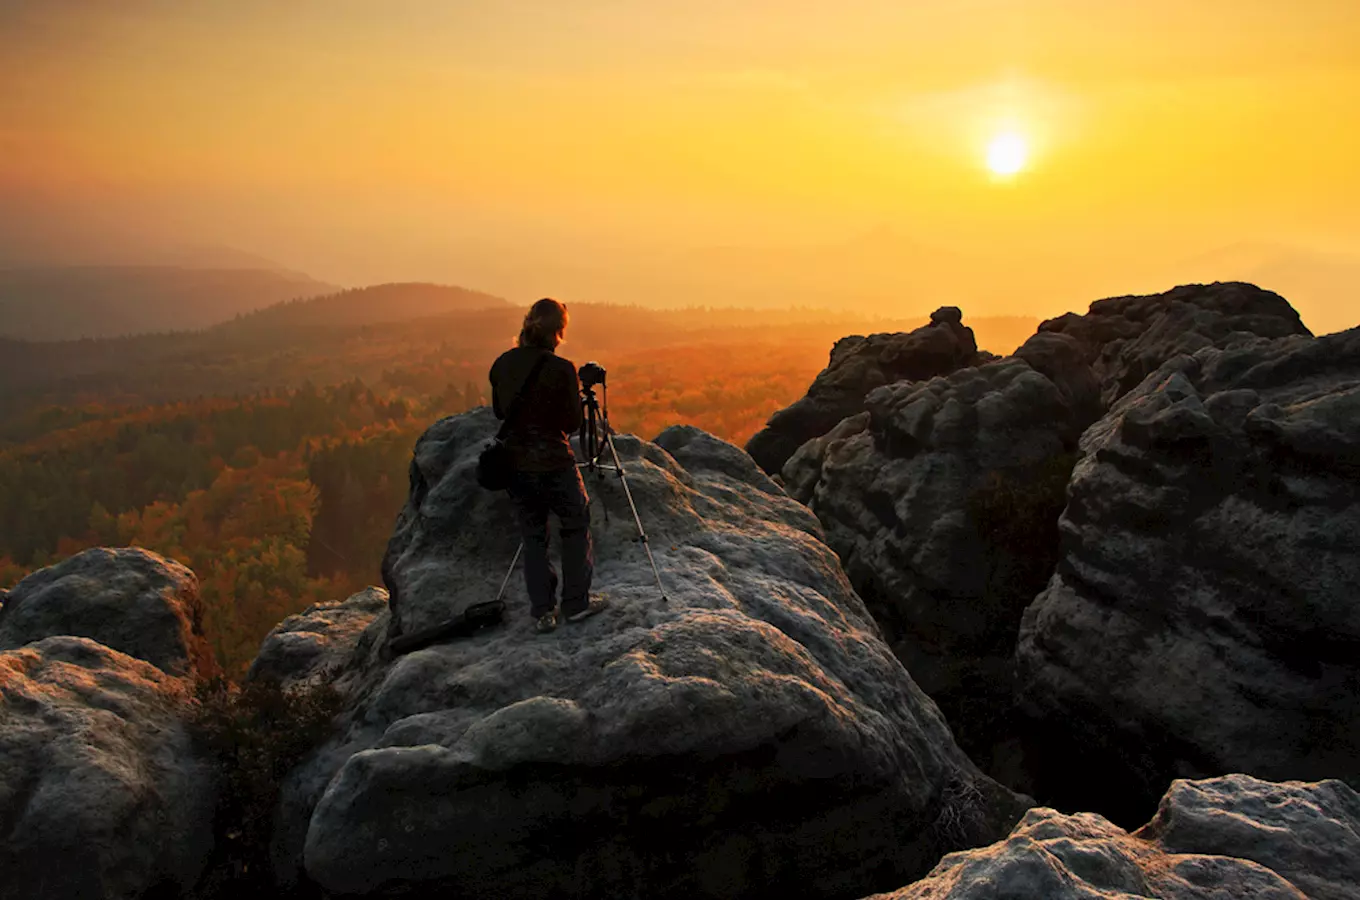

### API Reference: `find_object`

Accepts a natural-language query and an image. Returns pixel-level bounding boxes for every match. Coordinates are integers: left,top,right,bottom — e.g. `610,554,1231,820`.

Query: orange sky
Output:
2,1,1358,333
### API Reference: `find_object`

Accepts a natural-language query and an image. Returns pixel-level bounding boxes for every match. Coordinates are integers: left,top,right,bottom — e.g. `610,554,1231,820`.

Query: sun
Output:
986,132,1028,177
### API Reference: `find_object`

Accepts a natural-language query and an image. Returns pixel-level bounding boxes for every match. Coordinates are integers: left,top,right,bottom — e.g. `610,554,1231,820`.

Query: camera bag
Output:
476,352,549,491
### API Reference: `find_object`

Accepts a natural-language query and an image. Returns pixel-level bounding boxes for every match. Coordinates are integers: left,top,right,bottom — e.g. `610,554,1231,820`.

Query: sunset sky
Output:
3,1,1358,332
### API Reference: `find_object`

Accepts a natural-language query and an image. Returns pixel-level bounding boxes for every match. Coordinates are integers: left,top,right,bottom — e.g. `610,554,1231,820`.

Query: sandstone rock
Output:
1012,330,1103,422
782,411,870,505
1038,281,1310,407
745,307,989,474
1017,327,1360,821
278,412,1028,899
1140,777,1360,900
783,354,1100,779
0,636,216,900
868,775,1360,900
0,547,214,679
247,586,389,688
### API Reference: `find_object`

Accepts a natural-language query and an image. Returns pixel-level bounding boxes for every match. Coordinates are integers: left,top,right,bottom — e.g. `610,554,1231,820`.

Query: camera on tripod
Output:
577,361,609,468
578,361,606,390
572,358,668,603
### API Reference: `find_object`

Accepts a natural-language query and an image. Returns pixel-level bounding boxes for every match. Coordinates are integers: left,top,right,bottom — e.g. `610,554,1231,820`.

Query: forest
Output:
0,292,1037,675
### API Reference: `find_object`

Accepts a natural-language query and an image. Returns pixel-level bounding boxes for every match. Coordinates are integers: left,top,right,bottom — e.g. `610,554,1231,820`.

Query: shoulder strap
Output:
496,352,551,441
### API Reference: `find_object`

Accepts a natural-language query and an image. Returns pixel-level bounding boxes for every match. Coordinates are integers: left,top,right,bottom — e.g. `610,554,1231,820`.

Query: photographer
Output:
489,298,607,633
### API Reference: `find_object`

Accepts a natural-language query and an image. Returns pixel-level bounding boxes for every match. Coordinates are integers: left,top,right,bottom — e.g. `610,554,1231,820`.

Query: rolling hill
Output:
216,282,510,333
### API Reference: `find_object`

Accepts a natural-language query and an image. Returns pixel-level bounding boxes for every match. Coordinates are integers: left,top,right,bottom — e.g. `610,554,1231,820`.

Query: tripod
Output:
576,380,669,603
494,379,669,610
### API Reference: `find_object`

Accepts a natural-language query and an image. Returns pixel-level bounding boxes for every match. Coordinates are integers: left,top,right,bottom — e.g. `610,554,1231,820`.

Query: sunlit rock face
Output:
248,586,390,688
1037,281,1311,407
779,335,1101,784
1018,326,1360,821
0,546,215,679
745,306,990,476
867,775,1360,900
275,413,1029,900
0,549,216,900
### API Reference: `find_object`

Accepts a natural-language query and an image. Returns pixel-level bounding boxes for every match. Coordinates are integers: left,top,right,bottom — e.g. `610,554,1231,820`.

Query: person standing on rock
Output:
489,298,608,633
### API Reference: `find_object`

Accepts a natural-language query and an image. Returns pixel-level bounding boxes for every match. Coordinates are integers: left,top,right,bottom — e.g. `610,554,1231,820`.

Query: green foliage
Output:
188,675,344,899
0,384,397,567
305,428,420,582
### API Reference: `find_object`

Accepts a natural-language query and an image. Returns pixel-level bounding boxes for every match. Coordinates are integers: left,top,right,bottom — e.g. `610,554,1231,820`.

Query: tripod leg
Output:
495,542,523,604
604,433,669,603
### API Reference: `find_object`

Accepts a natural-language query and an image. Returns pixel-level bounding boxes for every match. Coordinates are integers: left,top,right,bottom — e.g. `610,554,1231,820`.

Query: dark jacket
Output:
489,346,582,472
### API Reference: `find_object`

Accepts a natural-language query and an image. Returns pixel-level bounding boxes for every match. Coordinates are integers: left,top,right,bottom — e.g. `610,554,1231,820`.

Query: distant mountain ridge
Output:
0,266,337,341
217,282,510,332
0,295,1038,428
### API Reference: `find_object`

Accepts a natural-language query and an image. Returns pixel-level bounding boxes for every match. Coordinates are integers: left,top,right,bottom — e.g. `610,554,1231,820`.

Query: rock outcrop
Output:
276,412,1029,900
0,546,214,679
780,338,1101,778
1017,326,1360,820
868,775,1360,900
248,586,389,688
763,283,1330,804
1038,281,1311,407
745,307,989,475
0,549,216,900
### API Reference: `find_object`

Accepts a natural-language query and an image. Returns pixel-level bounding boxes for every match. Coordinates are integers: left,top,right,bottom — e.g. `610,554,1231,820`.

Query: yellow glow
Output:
986,133,1029,177
0,4,1358,335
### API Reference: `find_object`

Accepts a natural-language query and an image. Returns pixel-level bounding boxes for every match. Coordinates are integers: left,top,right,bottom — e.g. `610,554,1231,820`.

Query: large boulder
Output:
276,411,1029,899
0,548,218,898
781,340,1101,781
868,775,1360,900
745,306,989,475
1017,326,1360,822
771,284,1316,802
0,636,216,900
247,586,389,688
0,547,214,679
1038,281,1311,407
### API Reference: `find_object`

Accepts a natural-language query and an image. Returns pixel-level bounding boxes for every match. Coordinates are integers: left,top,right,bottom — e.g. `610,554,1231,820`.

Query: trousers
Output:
507,466,594,617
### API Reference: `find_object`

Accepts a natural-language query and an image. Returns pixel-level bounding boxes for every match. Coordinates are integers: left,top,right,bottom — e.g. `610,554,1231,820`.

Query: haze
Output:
3,1,1358,333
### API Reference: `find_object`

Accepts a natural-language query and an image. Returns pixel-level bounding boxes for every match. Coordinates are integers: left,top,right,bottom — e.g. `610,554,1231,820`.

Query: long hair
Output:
517,298,569,350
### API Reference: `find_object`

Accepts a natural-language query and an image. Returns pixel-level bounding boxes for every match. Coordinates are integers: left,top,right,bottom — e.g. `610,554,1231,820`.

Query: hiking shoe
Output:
564,596,609,624
534,611,559,633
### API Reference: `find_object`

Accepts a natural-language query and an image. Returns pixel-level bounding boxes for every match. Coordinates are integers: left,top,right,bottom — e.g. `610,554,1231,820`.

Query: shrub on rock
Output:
187,674,344,899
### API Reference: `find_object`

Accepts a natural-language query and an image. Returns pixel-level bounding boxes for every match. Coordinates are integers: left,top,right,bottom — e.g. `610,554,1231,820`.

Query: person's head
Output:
517,297,569,350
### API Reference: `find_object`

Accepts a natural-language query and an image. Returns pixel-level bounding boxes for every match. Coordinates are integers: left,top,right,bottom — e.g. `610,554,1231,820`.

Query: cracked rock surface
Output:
867,775,1360,900
276,414,1029,899
1018,327,1360,818
0,548,216,900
